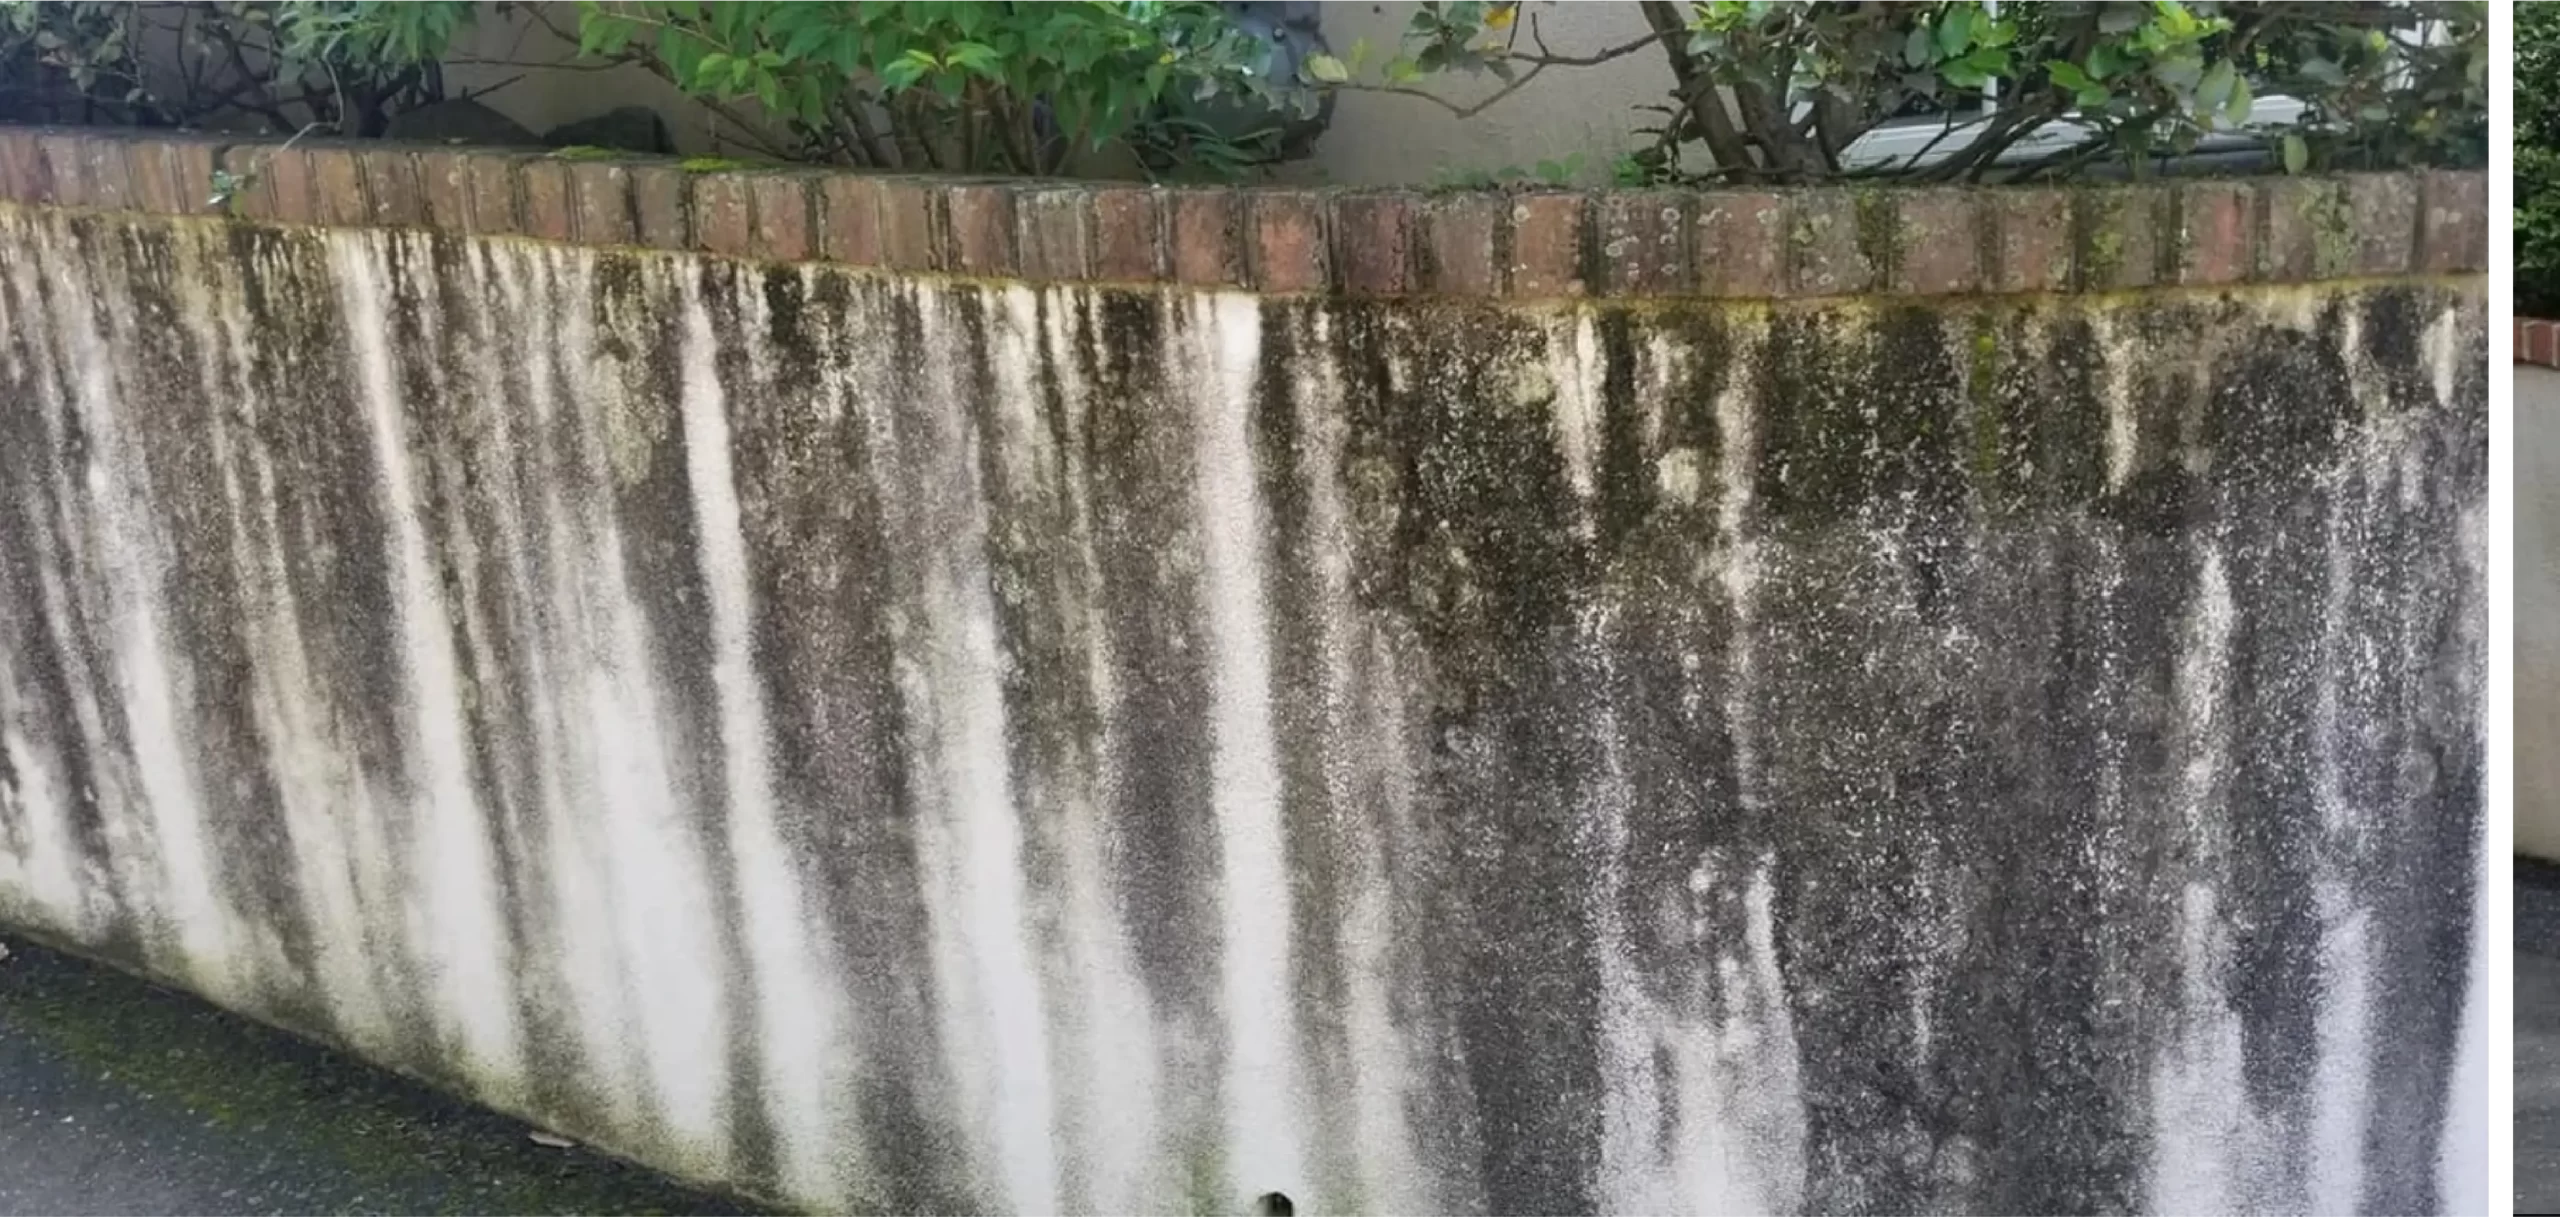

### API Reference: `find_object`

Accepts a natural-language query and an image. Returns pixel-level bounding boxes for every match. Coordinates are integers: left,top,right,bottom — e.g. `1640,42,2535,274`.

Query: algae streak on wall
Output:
0,203,2484,1216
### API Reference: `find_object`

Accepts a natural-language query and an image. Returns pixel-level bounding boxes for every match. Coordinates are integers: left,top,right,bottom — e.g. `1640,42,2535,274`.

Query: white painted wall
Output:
2522,365,2560,861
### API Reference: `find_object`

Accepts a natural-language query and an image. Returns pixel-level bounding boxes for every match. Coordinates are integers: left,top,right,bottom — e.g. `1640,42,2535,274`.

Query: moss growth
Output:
2307,181,2359,277
548,145,626,162
1969,313,2004,494
679,156,757,174
1854,189,1903,286
2087,229,2124,282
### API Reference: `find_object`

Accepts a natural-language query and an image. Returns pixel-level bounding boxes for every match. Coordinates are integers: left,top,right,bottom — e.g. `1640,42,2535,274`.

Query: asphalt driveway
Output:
0,935,759,1216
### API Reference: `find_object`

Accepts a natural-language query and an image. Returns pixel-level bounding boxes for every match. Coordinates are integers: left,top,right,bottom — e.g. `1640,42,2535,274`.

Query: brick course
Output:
0,126,2484,301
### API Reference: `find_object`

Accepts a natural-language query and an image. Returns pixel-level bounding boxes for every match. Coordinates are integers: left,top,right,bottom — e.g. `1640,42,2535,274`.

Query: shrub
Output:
2522,3,2560,317
0,1,478,136
561,1,1328,177
1340,0,2486,185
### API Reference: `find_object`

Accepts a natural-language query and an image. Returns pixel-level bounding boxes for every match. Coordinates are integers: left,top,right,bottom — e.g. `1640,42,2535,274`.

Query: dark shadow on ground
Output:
2519,858,2560,1215
0,935,766,1216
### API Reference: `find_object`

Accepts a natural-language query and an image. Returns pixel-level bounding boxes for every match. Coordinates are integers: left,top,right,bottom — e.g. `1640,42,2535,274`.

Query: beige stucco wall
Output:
2526,365,2560,861
1277,2,1669,185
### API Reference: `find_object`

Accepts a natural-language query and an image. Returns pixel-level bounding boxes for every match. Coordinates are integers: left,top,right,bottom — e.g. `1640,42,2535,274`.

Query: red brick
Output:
0,129,52,203
1090,187,1163,281
123,139,182,214
309,145,369,226
36,132,92,207
1169,189,1242,287
414,149,471,229
1333,192,1418,295
2259,177,2343,281
2176,181,2251,286
691,172,753,257
361,148,425,227
880,179,939,271
751,172,816,262
78,133,138,211
1015,187,1090,281
2074,185,2168,292
1422,194,1502,296
459,151,522,234
1509,191,1587,298
264,144,323,224
216,145,274,220
1693,191,1785,298
819,175,884,265
944,183,1016,276
630,162,689,250
1253,190,1333,294
1891,189,1981,296
1987,189,2069,295
1597,191,1689,295
519,159,573,241
160,137,224,216
2418,170,2486,274
568,161,634,246
2342,173,2419,277
2532,321,2558,368
1788,191,1871,297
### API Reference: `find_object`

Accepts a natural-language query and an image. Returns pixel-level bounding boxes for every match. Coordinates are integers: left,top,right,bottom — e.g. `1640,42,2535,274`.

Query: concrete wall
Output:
2522,362,2560,862
0,134,2491,1216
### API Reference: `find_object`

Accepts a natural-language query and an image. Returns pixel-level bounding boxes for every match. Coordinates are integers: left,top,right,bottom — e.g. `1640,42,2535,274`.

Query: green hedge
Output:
2523,5,2560,315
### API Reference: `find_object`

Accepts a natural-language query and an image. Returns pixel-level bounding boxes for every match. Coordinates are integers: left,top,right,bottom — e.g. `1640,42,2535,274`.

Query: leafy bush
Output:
0,1,477,136
2523,3,2560,317
562,1,1327,177
0,1,1322,180
1340,0,2485,185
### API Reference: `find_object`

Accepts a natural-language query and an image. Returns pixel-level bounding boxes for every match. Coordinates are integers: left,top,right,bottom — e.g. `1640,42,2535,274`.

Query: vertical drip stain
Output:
0,222,112,943
2306,465,2374,1217
1025,286,1164,1214
35,222,239,992
2440,787,2491,1216
1286,305,1430,1217
0,205,2486,1217
542,246,732,1167
1188,293,1311,1202
332,233,523,1090
675,267,844,1205
2149,544,2266,1215
879,281,1057,1215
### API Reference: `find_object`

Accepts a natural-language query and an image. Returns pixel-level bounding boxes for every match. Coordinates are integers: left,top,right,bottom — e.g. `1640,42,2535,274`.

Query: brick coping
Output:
2523,319,2560,368
0,124,2487,301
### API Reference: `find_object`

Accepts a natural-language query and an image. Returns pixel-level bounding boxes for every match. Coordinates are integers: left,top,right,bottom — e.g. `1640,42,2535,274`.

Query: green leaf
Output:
2154,54,2202,92
2281,132,2308,175
2223,75,2252,124
1305,52,1349,82
1936,6,1972,58
2195,58,2236,112
2046,60,2093,92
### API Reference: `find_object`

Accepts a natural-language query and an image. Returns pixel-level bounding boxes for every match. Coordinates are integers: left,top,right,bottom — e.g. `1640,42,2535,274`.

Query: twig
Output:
1335,68,1547,120
453,74,524,104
